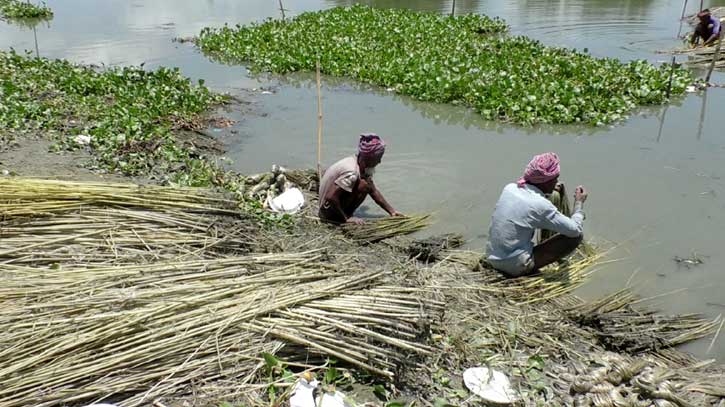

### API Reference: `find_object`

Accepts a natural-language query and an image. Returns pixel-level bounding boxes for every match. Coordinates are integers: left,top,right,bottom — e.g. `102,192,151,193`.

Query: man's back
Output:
486,183,583,261
486,183,551,261
318,155,359,209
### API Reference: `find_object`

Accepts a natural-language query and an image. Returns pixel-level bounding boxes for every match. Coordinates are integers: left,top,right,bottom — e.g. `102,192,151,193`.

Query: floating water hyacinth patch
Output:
197,5,692,126
0,50,224,180
0,0,52,19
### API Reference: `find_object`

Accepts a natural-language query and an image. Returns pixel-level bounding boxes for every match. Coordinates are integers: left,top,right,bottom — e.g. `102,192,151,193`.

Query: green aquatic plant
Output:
0,0,53,19
0,50,300,227
197,5,692,126
0,50,223,178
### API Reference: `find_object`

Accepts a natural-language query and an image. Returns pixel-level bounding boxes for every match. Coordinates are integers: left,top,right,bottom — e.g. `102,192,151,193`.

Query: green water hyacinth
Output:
198,5,692,126
0,50,223,179
0,0,52,19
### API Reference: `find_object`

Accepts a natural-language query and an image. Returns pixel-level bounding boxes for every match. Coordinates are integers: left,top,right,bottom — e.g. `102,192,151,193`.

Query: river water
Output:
2,0,725,359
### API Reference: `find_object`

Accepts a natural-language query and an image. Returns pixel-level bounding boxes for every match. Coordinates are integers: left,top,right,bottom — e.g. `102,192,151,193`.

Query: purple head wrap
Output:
517,152,561,187
357,133,386,160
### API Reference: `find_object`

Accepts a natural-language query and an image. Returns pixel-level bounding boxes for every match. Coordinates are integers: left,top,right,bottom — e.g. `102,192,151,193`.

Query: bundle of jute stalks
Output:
0,178,255,265
342,214,431,243
0,252,439,407
0,178,238,219
0,178,440,407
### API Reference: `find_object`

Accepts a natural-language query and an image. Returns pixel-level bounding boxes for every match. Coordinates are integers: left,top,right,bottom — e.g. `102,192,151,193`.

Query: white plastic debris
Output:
463,367,518,405
685,85,697,93
74,134,92,146
289,379,351,407
290,378,317,407
268,187,304,214
316,390,349,407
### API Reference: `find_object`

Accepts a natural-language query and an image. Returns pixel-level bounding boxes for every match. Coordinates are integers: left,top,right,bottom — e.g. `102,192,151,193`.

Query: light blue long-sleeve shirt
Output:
485,183,585,261
709,16,722,36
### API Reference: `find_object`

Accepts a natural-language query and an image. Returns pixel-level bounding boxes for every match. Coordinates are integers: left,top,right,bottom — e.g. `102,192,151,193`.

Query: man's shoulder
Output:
328,156,359,173
519,186,556,212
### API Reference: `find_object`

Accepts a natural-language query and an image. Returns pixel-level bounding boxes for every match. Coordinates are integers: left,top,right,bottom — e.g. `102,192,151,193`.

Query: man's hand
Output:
575,185,588,203
346,217,365,225
554,182,565,194
390,210,405,217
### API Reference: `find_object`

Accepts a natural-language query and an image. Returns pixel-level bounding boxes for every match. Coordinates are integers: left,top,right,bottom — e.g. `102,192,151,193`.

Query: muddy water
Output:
2,0,725,359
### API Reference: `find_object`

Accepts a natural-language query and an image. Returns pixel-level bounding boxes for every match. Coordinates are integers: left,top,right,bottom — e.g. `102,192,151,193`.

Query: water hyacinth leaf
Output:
0,0,52,19
261,352,279,369
0,50,224,181
197,5,692,126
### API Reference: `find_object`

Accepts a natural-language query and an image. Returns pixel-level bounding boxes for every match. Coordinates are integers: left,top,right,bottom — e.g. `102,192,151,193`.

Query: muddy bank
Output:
0,174,723,407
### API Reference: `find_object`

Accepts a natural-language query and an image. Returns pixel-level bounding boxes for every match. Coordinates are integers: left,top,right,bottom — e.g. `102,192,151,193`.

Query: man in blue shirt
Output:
691,9,722,47
485,153,588,277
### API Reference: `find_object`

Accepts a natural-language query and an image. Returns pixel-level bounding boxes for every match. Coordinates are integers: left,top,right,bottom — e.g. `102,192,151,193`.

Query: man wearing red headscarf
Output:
485,152,589,277
318,133,402,225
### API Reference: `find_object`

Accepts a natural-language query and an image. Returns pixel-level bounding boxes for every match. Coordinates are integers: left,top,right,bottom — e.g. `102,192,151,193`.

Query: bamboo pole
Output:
705,31,723,83
32,25,39,58
681,0,689,19
666,56,677,98
278,0,285,20
656,105,670,143
316,59,323,184
696,88,708,140
700,0,704,11
451,0,456,17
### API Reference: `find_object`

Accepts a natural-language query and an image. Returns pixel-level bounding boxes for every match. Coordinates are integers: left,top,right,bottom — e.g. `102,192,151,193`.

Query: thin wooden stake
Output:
699,0,704,11
656,105,670,143
666,56,677,98
678,0,689,37
706,31,723,83
681,0,689,19
451,0,456,17
696,88,708,140
33,25,40,58
316,59,323,184
278,0,286,20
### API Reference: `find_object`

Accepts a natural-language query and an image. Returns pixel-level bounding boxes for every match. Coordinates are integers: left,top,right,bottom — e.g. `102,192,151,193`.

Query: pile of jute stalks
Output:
0,178,441,407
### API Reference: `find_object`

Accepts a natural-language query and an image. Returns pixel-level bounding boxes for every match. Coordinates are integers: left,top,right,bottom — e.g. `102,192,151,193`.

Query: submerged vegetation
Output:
0,0,52,19
198,5,692,126
0,50,224,181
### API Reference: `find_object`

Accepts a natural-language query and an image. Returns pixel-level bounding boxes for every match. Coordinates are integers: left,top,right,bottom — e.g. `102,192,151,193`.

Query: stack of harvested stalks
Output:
434,243,605,304
569,289,721,353
0,178,441,407
0,178,253,265
0,252,439,406
342,214,431,243
0,207,255,265
419,247,724,406
0,178,238,217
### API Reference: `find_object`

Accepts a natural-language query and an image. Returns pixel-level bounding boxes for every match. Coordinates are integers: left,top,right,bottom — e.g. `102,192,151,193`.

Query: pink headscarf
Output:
358,133,386,160
517,152,560,187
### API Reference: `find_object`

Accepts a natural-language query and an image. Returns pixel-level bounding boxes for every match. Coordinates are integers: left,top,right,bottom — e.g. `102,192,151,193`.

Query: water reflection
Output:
267,70,610,135
696,88,708,140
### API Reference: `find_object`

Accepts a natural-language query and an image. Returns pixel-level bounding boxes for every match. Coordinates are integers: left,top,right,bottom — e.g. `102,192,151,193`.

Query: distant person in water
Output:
691,9,722,47
318,133,402,225
485,152,588,277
